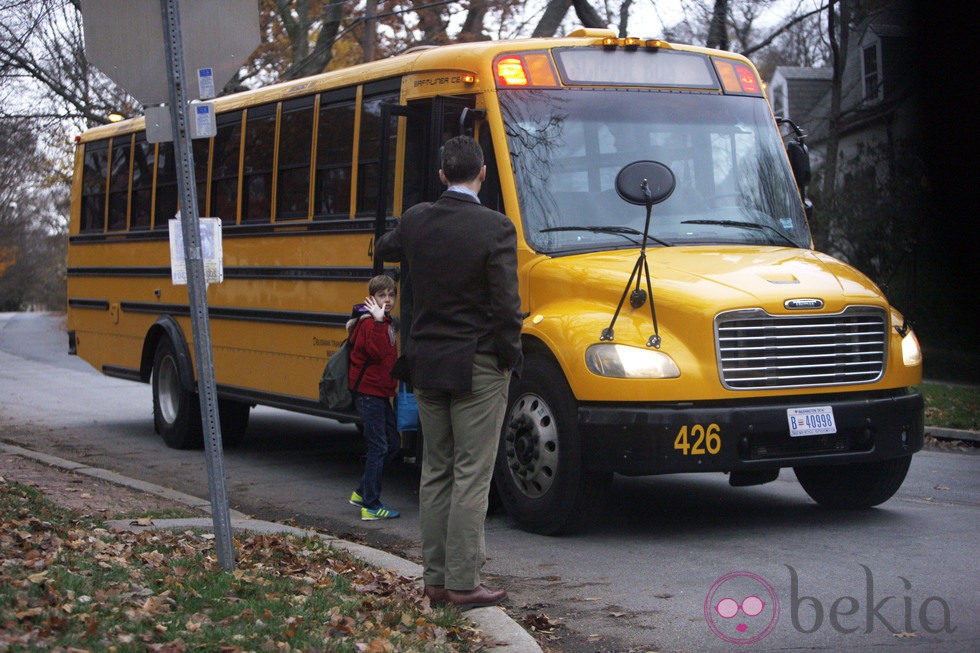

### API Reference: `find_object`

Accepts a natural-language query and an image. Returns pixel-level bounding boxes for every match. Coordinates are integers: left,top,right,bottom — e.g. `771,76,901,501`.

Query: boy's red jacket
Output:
348,314,398,398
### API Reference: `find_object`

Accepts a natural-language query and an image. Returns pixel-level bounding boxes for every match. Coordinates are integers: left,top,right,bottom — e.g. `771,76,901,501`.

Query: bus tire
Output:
152,338,203,449
793,455,912,509
218,398,251,446
494,355,611,535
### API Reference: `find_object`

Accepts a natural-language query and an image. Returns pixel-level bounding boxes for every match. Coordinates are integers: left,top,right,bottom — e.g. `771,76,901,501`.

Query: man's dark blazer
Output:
376,190,523,392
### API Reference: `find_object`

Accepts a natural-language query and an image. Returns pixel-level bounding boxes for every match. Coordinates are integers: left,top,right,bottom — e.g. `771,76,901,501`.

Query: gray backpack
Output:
319,332,370,411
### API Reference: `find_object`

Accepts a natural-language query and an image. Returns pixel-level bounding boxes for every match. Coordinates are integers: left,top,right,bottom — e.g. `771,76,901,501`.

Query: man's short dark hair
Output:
440,136,484,184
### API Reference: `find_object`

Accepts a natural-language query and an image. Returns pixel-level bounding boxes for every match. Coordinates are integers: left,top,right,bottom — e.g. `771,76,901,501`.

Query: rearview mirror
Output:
615,160,675,207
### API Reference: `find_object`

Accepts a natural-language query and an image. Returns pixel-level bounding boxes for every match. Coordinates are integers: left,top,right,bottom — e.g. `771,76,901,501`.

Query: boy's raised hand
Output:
364,296,386,321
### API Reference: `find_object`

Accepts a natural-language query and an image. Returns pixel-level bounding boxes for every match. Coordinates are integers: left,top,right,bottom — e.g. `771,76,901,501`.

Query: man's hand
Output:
364,296,385,321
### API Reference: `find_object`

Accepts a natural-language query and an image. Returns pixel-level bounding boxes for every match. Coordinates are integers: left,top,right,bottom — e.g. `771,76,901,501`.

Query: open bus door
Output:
373,95,481,456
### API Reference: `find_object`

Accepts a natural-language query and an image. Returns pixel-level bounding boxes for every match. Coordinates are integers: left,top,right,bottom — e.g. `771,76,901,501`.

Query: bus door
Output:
374,95,479,350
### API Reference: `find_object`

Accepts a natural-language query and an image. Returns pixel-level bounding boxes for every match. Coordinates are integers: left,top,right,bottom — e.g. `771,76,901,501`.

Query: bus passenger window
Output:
277,97,315,220
211,111,242,225
193,137,210,217
106,136,132,231
80,140,109,232
130,135,154,230
314,98,355,218
154,142,178,229
242,104,275,223
356,91,398,216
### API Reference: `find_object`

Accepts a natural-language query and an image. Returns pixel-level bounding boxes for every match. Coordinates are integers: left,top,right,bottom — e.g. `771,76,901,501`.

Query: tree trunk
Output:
821,0,850,201
459,1,490,41
706,0,729,50
571,0,606,29
617,0,634,37
533,0,572,37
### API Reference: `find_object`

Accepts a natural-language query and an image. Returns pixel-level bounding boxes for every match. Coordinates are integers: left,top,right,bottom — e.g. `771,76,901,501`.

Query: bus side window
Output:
211,110,242,225
80,140,109,232
154,142,178,229
130,135,154,230
357,86,400,216
242,103,276,223
314,90,356,219
107,135,132,231
277,96,315,220
193,137,210,217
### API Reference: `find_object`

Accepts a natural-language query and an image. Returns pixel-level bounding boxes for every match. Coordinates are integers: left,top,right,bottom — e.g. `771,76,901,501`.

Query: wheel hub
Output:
503,393,560,499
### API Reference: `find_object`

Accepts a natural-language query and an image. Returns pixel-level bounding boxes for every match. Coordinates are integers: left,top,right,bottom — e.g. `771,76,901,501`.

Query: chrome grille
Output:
715,306,887,390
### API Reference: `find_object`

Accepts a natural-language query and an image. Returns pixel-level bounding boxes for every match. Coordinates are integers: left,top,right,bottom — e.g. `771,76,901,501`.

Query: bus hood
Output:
526,245,887,317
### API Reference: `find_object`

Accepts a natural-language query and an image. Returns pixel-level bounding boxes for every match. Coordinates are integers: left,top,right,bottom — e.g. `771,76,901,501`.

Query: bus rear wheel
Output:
794,455,912,509
152,338,203,449
494,355,611,535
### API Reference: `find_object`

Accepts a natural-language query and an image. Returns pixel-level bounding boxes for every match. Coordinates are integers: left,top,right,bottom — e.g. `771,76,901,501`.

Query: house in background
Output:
766,1,917,184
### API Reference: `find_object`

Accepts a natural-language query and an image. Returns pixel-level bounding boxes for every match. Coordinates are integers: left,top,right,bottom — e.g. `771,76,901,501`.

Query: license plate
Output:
787,406,837,437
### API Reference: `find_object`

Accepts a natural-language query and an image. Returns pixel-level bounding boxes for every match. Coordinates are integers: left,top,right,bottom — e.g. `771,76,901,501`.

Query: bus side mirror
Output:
786,140,811,192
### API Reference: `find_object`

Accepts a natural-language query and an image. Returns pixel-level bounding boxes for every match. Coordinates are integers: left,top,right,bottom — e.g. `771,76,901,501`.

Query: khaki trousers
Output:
415,353,510,591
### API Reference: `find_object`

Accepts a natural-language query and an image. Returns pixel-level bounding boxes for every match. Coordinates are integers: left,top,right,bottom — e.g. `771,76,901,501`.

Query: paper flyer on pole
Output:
169,215,223,285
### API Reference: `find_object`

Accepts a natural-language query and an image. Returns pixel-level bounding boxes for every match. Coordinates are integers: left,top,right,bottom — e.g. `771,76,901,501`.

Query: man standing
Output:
376,136,523,610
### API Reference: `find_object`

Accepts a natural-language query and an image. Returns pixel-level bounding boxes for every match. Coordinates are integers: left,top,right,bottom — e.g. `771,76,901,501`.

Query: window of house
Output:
862,43,880,102
771,83,787,119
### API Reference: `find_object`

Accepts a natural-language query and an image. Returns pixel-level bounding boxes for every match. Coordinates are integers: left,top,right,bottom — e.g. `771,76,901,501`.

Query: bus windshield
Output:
499,89,811,254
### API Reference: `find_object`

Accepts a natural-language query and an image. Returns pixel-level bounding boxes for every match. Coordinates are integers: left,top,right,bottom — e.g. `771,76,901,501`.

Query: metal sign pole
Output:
159,0,235,570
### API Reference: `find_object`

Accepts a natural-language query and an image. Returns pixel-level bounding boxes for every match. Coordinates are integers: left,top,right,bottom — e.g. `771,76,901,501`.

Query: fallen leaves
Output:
0,481,486,652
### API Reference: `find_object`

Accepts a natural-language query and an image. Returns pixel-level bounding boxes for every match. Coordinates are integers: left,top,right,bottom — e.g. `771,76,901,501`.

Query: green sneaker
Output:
348,491,364,507
361,506,400,521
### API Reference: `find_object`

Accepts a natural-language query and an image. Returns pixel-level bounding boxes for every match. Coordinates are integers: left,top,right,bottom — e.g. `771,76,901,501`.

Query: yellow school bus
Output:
67,29,923,535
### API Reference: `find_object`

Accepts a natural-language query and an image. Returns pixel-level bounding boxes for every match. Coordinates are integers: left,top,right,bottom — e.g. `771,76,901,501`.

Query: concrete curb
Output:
0,442,542,653
925,426,980,443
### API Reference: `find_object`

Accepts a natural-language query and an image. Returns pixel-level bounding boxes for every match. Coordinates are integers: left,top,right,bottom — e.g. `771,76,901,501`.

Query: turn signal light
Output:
496,57,528,86
495,53,558,87
712,57,763,96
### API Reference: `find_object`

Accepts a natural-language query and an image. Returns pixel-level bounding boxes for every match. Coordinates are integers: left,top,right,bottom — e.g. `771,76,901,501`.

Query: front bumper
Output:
578,389,923,474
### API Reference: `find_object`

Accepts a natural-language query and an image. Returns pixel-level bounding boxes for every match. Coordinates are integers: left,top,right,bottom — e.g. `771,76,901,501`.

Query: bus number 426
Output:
674,423,722,455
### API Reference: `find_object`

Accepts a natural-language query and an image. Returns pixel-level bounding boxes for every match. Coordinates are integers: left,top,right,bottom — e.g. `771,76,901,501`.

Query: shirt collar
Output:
447,185,480,203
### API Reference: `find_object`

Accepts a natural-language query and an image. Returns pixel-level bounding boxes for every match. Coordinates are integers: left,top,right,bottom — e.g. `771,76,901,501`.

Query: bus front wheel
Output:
152,338,203,449
793,455,912,509
494,355,611,535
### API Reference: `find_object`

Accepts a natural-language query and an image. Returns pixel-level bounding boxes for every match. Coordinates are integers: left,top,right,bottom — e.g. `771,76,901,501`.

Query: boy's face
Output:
373,288,397,312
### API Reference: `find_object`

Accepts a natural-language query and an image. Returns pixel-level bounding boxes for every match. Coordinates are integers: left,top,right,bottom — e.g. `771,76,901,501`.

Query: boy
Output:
346,274,401,520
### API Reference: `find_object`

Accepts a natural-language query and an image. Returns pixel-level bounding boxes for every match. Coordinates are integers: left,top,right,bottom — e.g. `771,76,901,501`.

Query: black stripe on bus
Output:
103,365,142,382
67,298,110,310
66,266,379,281
216,383,359,422
68,216,396,244
119,302,350,327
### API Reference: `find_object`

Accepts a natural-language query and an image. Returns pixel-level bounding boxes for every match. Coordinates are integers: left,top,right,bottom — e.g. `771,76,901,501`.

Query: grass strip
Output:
0,481,484,652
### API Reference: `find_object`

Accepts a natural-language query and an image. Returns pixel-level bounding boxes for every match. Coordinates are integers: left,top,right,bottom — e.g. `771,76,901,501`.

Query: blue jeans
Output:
354,393,400,509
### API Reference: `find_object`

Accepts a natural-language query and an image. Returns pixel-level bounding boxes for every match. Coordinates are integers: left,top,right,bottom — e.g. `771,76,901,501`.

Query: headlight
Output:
585,344,680,378
901,330,922,367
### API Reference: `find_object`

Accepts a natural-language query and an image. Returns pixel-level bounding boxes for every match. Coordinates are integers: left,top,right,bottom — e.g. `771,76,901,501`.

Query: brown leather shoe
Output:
446,585,508,611
423,584,448,605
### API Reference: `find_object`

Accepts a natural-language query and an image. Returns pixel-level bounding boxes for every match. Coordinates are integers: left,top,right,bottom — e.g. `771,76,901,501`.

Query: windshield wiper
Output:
680,219,799,247
541,225,672,247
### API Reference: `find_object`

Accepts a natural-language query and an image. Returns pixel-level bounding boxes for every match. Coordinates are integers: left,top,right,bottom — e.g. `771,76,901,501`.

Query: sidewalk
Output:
0,441,541,653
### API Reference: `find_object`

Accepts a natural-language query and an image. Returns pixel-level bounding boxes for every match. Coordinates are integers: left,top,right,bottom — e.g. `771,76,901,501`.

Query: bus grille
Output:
715,307,887,390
